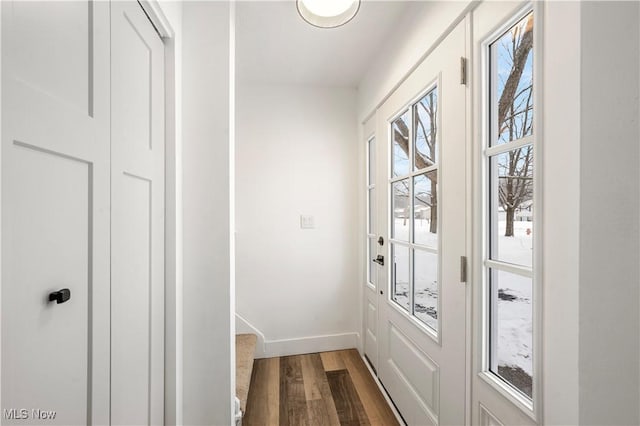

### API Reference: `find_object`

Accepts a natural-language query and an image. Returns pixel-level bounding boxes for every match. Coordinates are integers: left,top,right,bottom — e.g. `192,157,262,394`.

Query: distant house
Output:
497,200,533,222
515,200,533,222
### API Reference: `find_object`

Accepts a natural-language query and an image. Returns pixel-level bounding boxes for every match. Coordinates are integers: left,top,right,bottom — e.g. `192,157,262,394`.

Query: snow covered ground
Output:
391,216,533,382
494,220,533,378
391,218,438,330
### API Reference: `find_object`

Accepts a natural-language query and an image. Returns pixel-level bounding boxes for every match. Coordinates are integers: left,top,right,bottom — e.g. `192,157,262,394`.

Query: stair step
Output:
236,333,257,415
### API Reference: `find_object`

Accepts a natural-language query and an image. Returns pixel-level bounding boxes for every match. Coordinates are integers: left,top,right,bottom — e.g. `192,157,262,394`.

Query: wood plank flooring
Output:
244,349,400,426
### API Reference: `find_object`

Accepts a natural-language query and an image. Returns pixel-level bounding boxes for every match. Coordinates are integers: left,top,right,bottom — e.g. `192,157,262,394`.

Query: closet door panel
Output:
110,1,166,424
1,1,111,424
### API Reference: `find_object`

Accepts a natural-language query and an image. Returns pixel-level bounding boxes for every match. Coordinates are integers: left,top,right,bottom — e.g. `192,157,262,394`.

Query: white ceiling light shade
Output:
297,0,361,28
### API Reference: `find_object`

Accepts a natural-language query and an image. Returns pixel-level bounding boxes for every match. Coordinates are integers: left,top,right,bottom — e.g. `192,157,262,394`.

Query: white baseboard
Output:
235,313,267,358
264,332,360,358
235,313,359,359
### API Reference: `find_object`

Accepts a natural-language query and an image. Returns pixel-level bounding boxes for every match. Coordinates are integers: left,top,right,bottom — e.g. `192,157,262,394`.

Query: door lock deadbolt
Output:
378,236,384,246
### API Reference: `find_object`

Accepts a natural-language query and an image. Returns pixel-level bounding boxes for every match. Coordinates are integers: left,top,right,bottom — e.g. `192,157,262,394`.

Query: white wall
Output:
541,2,580,424
235,83,360,357
182,2,235,425
579,2,640,424
356,0,472,121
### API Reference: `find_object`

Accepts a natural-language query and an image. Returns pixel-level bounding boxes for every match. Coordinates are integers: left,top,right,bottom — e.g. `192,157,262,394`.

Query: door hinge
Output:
460,57,467,85
460,256,468,283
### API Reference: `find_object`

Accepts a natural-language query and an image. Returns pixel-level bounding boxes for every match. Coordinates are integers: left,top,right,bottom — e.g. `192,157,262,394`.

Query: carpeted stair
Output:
236,333,257,419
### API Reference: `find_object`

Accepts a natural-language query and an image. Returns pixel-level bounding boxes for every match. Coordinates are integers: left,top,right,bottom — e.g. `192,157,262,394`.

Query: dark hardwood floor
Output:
244,349,401,426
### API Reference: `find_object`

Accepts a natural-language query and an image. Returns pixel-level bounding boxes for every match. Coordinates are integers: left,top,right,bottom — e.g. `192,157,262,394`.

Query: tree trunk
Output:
505,207,515,237
429,185,437,234
498,16,533,130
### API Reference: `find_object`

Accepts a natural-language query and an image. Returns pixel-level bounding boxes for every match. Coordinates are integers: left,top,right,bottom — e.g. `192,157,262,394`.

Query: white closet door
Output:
110,1,165,425
1,1,111,425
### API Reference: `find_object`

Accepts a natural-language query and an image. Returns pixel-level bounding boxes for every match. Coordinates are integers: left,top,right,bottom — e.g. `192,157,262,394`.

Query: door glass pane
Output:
489,146,533,267
392,112,410,177
368,238,377,287
414,87,438,170
368,137,376,185
392,180,410,242
391,244,410,312
492,12,534,146
414,171,438,247
490,268,532,398
368,188,376,234
414,249,438,331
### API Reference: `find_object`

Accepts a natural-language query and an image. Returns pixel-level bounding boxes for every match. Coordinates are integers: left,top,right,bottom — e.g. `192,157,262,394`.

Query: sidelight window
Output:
485,11,535,400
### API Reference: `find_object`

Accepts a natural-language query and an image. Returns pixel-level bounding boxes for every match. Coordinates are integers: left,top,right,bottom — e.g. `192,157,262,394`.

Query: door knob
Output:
48,288,71,304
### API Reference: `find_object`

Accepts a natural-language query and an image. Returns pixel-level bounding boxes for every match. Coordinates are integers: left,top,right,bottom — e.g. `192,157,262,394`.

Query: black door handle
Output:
49,288,71,304
373,255,384,266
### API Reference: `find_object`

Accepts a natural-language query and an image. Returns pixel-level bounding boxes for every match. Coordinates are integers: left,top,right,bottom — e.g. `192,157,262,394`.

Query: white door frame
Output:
0,0,181,420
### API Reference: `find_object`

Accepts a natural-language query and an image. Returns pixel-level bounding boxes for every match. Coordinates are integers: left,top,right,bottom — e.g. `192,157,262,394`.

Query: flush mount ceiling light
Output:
297,0,361,29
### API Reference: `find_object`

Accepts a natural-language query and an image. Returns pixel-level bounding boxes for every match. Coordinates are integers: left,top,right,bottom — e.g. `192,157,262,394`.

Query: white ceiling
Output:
236,1,410,87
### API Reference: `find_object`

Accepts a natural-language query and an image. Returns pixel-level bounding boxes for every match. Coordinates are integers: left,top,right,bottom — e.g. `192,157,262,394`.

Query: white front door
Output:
1,1,111,424
374,20,468,425
110,1,165,424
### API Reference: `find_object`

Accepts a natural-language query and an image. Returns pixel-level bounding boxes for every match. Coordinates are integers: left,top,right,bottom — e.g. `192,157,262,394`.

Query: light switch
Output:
300,214,315,229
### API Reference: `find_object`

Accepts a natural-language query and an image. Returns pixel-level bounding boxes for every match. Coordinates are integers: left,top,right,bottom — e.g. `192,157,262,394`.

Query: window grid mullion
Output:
411,242,438,255
408,112,415,315
389,164,438,184
485,135,533,157
485,259,533,278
